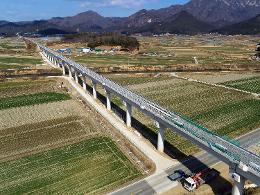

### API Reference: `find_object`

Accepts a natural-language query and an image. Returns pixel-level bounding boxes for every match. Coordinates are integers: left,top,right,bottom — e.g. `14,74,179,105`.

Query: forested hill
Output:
213,14,260,35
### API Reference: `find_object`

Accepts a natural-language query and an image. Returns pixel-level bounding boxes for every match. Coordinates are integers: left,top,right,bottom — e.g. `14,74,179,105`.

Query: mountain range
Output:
214,14,260,35
1,0,260,35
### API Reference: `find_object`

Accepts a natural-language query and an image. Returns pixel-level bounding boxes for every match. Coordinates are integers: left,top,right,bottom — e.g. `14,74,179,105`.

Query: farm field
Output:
0,92,70,110
47,35,260,71
0,38,25,50
177,71,260,84
0,137,141,195
107,73,260,155
222,76,260,94
0,79,70,109
0,78,143,194
0,79,59,98
0,78,77,160
74,54,178,68
105,73,173,86
0,38,43,70
137,35,260,67
177,71,260,94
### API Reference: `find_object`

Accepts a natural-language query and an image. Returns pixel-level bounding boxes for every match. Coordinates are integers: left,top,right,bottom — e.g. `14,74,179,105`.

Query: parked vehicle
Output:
168,170,186,181
183,168,220,191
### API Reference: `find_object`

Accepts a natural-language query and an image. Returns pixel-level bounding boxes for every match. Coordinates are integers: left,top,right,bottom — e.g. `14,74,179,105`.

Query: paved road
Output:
111,128,260,195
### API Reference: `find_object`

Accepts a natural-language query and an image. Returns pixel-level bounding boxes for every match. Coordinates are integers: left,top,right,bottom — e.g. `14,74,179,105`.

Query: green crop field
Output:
0,92,71,110
0,78,143,194
0,56,42,65
0,115,98,160
222,76,260,94
0,43,25,50
0,56,42,70
108,74,260,155
0,79,70,110
0,64,29,70
0,38,26,50
0,38,43,71
0,79,60,98
0,79,53,89
129,79,260,136
0,137,141,195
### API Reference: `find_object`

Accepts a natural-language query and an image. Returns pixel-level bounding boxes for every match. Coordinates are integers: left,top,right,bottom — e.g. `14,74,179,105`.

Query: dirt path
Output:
173,73,259,97
178,72,260,84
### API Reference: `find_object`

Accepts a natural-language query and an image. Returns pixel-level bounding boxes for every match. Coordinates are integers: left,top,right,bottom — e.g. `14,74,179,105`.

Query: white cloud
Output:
109,0,145,7
78,0,149,8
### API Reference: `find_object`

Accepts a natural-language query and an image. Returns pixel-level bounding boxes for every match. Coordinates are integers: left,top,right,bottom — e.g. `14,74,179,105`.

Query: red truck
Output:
182,168,220,191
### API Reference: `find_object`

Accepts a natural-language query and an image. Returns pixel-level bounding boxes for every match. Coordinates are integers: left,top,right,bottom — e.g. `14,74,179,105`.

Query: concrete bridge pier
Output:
125,101,132,127
232,178,245,195
230,170,246,195
74,71,79,84
92,80,97,99
155,121,165,152
68,66,73,78
105,88,112,111
62,63,66,76
58,60,62,68
82,76,87,90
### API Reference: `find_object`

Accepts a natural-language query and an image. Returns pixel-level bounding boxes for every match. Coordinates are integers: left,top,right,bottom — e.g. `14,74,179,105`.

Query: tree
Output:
63,32,139,51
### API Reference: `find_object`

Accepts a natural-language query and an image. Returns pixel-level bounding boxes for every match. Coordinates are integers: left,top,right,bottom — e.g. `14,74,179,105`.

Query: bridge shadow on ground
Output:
78,78,232,194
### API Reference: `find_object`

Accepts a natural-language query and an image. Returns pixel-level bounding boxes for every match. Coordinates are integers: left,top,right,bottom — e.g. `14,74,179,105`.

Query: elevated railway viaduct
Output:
27,39,260,195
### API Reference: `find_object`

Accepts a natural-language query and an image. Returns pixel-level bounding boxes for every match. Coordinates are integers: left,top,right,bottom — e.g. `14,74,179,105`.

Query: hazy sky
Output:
0,0,189,22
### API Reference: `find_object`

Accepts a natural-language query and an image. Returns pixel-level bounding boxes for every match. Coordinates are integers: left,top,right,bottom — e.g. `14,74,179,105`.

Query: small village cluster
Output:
253,43,260,61
56,47,119,54
256,43,260,60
